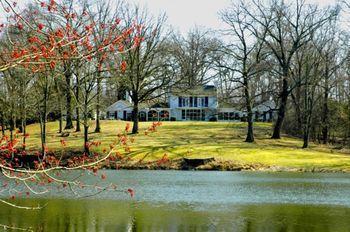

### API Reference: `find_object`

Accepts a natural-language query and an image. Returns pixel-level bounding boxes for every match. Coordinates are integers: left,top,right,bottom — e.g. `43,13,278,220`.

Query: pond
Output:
1,170,350,231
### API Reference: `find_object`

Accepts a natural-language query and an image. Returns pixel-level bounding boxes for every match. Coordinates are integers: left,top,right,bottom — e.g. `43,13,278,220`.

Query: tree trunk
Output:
21,85,27,150
302,108,313,149
246,117,254,142
59,114,62,134
302,128,309,148
291,90,302,135
84,124,89,155
321,86,329,144
9,115,14,142
41,88,48,157
244,78,254,143
271,78,289,139
75,107,81,132
74,74,81,132
132,103,139,134
64,67,74,130
40,116,47,157
83,94,90,155
95,75,101,133
302,81,310,149
58,101,63,134
0,113,5,136
22,111,27,151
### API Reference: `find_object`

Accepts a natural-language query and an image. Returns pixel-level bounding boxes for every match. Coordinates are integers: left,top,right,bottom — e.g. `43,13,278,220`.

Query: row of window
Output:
107,110,170,121
218,112,241,121
178,97,209,107
181,109,206,121
218,111,274,121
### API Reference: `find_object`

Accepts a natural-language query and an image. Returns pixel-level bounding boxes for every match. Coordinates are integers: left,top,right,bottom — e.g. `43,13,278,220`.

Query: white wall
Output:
169,94,178,109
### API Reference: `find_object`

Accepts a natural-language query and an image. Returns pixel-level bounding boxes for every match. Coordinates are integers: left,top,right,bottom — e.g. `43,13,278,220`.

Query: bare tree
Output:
119,6,174,134
170,28,218,88
219,1,268,142
243,0,339,139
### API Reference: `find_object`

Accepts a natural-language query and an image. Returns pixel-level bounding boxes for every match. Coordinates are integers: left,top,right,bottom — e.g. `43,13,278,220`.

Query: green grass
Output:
22,120,350,171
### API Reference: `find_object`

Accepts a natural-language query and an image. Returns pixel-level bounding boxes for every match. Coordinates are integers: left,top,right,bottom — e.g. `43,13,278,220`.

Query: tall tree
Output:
170,29,218,88
219,1,268,142
244,0,338,139
120,6,173,134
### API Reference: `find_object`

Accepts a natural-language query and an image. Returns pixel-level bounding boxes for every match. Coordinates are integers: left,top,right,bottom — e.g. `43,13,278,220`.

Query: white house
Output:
106,85,277,122
106,100,171,121
106,100,133,120
169,85,218,121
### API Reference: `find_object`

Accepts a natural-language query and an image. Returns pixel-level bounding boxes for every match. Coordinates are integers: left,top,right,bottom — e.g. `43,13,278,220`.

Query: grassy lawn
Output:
23,120,350,171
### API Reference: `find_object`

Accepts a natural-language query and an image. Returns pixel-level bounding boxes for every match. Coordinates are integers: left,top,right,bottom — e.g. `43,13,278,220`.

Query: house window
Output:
218,112,236,121
106,111,110,118
148,110,158,121
205,97,209,107
179,96,210,108
181,97,187,107
182,109,204,120
201,110,205,120
229,112,235,120
159,110,169,121
126,113,132,121
255,112,260,121
201,98,205,107
224,112,229,120
186,109,203,121
139,111,147,122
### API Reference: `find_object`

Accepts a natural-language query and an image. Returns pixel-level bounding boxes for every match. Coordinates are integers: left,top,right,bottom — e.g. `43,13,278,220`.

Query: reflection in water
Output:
0,199,350,232
1,171,350,231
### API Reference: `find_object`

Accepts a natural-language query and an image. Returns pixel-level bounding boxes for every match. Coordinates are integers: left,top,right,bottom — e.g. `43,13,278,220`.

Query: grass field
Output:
22,120,350,171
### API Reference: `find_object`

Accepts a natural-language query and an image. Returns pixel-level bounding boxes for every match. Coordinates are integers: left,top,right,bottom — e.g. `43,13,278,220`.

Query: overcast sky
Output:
0,0,341,33
129,0,339,34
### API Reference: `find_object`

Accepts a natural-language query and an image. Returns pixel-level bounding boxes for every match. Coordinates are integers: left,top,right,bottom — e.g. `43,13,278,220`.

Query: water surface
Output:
1,170,350,231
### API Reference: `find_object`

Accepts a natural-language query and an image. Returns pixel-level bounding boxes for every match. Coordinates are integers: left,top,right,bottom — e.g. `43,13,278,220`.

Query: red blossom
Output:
127,188,134,198
17,23,23,30
49,61,56,69
125,123,130,132
120,61,127,73
60,139,67,147
38,23,44,31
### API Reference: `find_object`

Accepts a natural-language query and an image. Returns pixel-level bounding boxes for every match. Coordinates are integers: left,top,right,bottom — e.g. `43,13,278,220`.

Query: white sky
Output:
0,0,341,33
129,0,339,34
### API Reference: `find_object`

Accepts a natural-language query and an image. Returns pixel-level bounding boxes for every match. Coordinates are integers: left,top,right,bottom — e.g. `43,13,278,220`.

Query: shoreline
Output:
8,151,350,173
102,158,350,173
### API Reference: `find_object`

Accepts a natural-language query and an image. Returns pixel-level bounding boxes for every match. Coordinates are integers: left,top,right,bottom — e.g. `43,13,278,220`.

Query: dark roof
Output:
171,85,217,97
151,102,169,108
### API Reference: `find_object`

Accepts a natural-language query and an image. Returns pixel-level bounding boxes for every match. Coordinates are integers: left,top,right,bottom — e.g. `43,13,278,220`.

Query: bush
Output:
170,117,176,121
209,117,217,122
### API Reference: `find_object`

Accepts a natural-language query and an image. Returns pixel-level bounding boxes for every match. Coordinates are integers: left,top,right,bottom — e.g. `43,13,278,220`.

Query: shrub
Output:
209,117,217,122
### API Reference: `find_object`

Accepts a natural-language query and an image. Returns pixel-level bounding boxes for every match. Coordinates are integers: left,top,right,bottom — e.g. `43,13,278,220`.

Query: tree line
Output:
0,0,350,155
